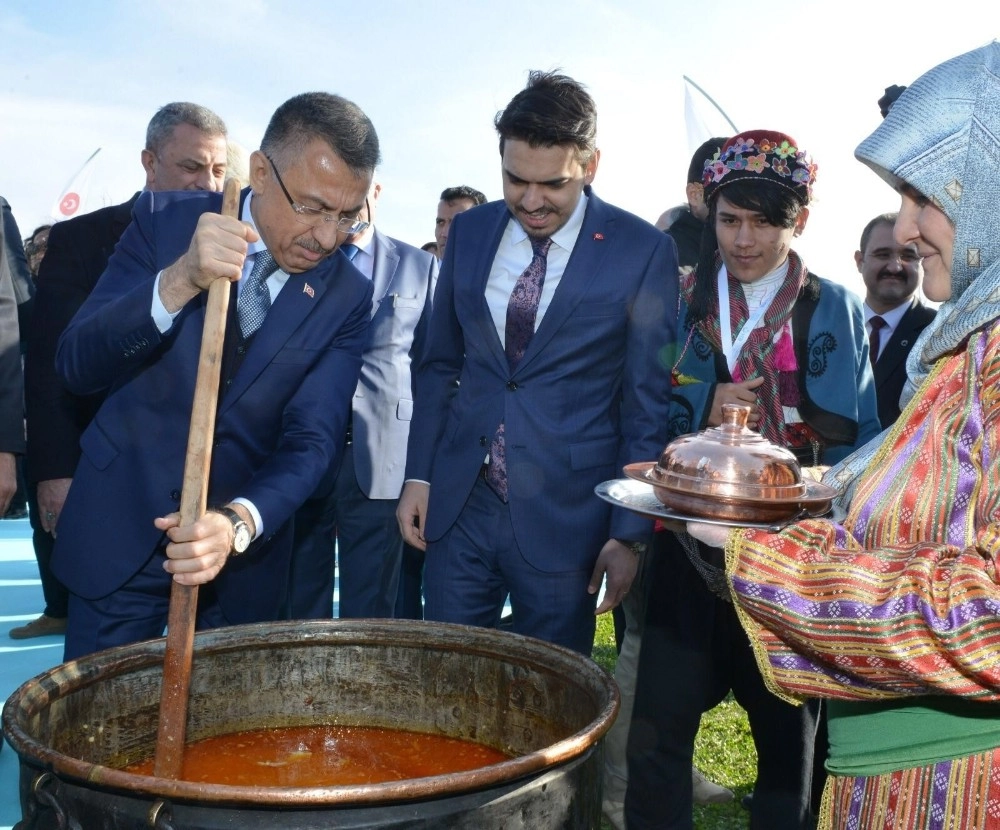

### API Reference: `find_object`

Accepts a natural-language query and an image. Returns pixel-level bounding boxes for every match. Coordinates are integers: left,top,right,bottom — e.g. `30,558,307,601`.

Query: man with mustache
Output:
855,213,936,427
52,92,377,660
16,102,228,641
396,70,677,656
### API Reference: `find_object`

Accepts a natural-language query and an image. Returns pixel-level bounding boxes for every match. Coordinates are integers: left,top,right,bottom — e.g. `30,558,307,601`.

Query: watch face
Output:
233,524,251,553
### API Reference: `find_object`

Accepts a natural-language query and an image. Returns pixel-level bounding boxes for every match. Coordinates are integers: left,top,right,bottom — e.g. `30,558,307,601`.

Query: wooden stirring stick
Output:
154,177,242,779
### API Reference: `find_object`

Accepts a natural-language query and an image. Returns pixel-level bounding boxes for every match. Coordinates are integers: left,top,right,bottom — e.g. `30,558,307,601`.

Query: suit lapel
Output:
515,192,613,372
218,264,329,413
369,230,398,317
875,301,922,385
474,205,516,374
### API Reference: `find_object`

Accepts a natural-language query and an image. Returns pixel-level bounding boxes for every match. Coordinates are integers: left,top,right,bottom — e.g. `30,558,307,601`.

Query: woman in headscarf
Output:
693,41,1000,829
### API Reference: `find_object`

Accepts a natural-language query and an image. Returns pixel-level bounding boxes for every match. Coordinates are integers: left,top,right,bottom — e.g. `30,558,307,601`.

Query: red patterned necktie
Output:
869,315,887,368
485,236,553,502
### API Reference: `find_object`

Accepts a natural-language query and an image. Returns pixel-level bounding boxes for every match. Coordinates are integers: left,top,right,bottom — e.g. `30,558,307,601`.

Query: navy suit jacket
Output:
873,298,937,428
351,229,438,499
406,190,678,572
51,188,373,622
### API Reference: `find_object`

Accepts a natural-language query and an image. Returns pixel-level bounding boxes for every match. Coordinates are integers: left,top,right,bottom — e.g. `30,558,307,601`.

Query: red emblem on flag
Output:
303,283,315,298
593,232,604,241
60,193,80,216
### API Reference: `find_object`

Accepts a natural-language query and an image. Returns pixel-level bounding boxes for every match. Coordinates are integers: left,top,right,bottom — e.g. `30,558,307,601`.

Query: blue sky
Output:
1,1,993,289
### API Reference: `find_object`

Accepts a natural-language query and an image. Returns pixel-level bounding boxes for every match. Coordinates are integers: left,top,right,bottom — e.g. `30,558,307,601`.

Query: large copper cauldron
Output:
3,620,618,829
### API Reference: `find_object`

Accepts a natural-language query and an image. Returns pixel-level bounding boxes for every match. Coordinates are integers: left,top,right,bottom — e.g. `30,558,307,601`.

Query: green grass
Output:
593,613,756,830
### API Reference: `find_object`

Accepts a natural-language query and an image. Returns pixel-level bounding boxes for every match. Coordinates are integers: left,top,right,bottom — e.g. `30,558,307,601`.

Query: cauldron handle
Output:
20,771,81,830
148,799,176,830
153,177,243,779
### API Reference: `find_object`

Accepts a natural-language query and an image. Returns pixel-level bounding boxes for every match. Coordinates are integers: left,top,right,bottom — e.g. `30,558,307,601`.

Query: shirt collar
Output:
509,188,589,251
864,299,910,330
242,191,267,256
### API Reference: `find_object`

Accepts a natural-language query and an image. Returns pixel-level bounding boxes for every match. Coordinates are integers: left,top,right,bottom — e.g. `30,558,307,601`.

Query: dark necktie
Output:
869,315,887,367
485,237,553,502
341,244,361,262
238,250,279,338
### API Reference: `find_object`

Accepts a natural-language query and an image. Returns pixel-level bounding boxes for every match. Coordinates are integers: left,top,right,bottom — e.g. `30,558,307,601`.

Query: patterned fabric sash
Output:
683,250,808,446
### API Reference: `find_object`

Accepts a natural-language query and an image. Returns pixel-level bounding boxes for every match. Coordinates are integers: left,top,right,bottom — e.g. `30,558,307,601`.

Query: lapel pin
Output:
303,283,315,298
593,232,605,241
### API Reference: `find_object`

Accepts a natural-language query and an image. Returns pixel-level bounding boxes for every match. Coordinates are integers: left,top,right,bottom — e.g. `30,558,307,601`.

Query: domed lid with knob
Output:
648,404,807,500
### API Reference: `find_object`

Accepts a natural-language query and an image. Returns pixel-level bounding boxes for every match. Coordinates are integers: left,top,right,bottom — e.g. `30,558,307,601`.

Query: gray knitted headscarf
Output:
826,40,1000,503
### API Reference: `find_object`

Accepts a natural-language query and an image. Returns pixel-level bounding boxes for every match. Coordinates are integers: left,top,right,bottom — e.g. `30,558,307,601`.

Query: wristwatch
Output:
614,538,647,556
218,507,252,555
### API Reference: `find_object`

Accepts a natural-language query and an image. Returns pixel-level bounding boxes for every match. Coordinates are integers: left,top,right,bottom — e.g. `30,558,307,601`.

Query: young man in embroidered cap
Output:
625,131,881,829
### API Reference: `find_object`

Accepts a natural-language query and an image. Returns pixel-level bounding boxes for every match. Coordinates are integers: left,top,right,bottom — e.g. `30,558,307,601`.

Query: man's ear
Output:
792,206,810,237
583,148,601,185
248,150,269,193
140,149,156,188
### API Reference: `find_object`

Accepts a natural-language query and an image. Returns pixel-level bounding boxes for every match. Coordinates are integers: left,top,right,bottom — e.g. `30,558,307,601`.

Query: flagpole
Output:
682,76,738,134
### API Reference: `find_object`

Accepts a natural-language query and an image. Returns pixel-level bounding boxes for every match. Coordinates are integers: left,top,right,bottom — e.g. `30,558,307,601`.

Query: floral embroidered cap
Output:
702,130,818,205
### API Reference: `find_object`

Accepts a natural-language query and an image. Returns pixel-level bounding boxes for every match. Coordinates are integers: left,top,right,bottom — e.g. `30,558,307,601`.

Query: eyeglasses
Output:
265,154,369,234
265,154,370,234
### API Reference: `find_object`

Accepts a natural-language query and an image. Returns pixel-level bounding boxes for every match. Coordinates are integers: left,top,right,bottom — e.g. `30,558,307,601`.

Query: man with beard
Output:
855,212,936,428
396,70,677,656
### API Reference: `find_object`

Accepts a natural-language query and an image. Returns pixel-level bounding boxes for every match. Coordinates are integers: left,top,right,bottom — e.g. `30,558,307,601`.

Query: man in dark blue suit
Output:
52,92,379,660
855,212,937,428
397,71,678,655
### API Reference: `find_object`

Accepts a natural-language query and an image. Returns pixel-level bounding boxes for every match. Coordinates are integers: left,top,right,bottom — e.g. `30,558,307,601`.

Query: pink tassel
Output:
773,324,797,371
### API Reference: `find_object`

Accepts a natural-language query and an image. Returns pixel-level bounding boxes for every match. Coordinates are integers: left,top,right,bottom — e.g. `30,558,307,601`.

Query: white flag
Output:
683,77,738,157
50,148,101,222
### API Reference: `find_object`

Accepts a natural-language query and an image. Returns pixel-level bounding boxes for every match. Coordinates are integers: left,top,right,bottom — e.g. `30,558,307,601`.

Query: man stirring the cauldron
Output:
52,93,378,661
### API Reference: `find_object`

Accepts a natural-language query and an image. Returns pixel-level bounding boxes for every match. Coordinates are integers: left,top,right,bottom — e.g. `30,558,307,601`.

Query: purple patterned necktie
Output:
485,236,553,502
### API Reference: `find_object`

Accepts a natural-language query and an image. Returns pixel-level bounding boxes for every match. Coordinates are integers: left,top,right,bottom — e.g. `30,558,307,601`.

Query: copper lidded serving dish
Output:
623,404,839,523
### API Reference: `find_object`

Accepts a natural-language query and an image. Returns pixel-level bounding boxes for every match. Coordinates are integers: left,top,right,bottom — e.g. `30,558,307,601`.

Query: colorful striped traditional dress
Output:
728,320,1000,830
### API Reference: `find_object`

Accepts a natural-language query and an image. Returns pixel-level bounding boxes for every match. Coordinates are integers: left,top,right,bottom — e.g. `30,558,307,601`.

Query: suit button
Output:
506,381,518,391
237,345,246,355
479,436,487,447
225,378,233,387
170,489,181,502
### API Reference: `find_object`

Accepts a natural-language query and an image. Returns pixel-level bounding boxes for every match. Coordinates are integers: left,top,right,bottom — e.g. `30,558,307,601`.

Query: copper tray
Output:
621,462,838,523
595,478,779,529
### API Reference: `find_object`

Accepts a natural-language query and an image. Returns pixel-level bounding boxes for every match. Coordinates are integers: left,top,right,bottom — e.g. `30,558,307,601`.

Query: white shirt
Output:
152,192,290,329
485,191,588,343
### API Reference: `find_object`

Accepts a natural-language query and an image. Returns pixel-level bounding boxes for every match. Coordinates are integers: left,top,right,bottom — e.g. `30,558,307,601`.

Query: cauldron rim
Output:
3,619,619,807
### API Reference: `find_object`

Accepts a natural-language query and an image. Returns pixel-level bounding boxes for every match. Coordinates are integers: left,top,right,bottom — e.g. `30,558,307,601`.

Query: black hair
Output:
688,180,804,321
261,92,381,178
440,185,487,206
687,136,728,184
494,70,597,164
